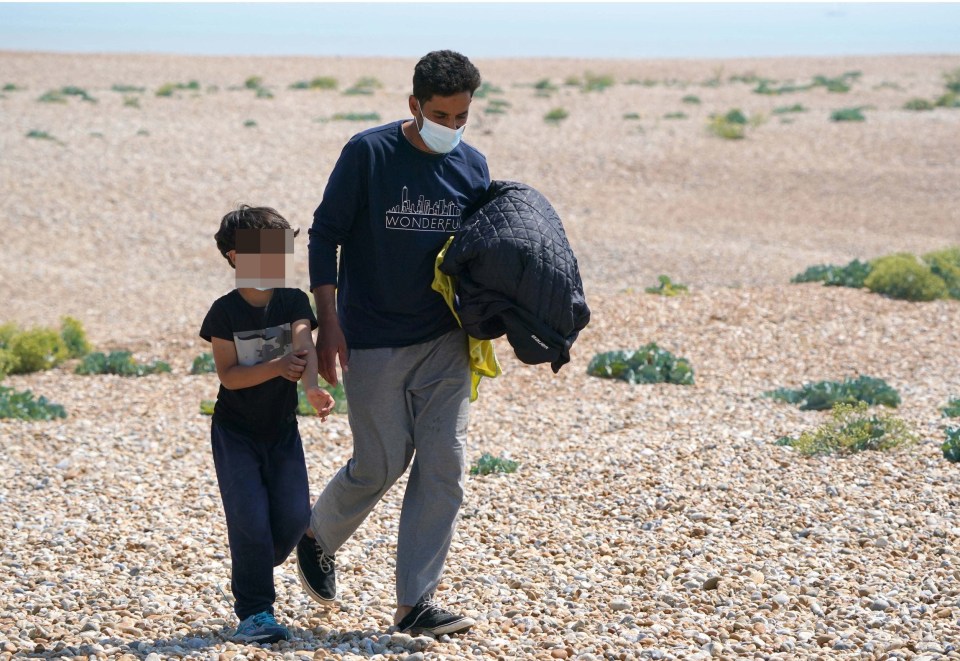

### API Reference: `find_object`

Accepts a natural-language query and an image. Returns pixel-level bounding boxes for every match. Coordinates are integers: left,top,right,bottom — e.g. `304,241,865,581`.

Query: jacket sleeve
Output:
308,138,367,291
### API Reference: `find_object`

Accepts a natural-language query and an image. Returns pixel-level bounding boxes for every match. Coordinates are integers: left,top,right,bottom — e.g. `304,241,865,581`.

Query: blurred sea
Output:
0,2,958,60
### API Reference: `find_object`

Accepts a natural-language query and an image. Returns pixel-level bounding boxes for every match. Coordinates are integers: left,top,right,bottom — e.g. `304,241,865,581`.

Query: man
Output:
298,50,490,636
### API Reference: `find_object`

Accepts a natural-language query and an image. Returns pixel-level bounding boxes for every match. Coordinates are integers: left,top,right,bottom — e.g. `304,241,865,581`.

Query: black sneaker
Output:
296,533,337,603
396,598,476,636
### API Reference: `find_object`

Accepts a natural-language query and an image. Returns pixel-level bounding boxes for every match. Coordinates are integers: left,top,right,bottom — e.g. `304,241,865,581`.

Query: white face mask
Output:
417,100,464,154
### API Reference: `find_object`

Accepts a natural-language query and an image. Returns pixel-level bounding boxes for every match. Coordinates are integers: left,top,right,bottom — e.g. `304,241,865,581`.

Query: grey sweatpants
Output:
309,329,471,606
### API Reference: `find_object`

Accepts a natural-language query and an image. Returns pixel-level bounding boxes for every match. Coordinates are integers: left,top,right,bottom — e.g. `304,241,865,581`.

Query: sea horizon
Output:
0,2,958,61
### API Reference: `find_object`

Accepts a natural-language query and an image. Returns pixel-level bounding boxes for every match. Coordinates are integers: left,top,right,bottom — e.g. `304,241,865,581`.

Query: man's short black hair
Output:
412,50,482,103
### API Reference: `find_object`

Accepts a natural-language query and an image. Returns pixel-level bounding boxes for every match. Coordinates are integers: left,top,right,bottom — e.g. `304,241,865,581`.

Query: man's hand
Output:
277,349,308,382
316,315,348,386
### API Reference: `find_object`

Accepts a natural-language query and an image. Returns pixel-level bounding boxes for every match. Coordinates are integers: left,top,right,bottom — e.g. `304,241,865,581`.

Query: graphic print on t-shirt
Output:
385,185,462,232
234,324,292,366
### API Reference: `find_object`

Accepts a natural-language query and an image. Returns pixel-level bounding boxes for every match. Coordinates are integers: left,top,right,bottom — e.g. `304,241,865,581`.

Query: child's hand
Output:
278,349,309,382
305,385,336,420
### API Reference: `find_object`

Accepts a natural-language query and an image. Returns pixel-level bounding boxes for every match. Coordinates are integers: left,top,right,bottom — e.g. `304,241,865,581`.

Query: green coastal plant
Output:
790,259,872,288
533,78,558,92
0,386,66,420
708,109,748,139
903,98,935,111
343,77,381,96
470,453,519,476
922,248,960,299
625,78,659,87
0,348,16,381
793,249,960,301
76,351,171,377
290,76,338,90
664,111,687,120
0,323,17,348
682,95,701,105
645,275,689,296
26,130,57,142
244,76,263,90
729,73,763,84
943,427,960,462
0,325,18,379
191,352,216,375
831,107,867,122
582,72,615,92
813,72,860,93
112,84,145,93
776,402,916,456
60,316,91,358
942,398,960,418
0,322,77,378
773,103,807,114
935,92,960,108
544,107,568,123
155,80,200,97
243,119,257,128
473,81,503,98
200,399,216,416
7,328,68,374
764,375,900,411
38,86,97,103
943,67,960,94
587,344,694,385
864,254,948,301
755,81,805,95
331,112,381,122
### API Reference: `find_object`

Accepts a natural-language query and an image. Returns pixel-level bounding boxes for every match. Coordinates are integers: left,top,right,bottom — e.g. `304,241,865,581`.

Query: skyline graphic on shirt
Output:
233,323,293,366
385,186,461,233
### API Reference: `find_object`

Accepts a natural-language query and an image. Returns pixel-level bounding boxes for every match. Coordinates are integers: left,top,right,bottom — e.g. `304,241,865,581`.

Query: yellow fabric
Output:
432,237,502,401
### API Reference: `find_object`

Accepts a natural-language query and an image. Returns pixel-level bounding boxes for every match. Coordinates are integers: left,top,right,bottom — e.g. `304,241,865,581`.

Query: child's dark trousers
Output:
211,421,310,620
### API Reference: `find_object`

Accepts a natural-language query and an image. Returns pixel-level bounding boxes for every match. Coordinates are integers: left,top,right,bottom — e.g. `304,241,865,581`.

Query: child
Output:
200,205,335,643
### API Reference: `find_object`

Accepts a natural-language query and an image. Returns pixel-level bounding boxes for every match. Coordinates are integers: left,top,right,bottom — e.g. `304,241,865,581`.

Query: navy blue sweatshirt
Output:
308,120,490,348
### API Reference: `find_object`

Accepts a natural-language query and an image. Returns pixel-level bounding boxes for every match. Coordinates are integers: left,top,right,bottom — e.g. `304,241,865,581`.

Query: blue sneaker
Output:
234,611,290,644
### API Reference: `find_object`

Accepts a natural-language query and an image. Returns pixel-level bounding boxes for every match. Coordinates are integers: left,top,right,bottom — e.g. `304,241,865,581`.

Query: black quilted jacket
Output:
440,180,590,372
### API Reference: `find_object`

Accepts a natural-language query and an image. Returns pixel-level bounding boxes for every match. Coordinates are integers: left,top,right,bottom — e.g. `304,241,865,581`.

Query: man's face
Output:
413,91,473,130
233,228,294,289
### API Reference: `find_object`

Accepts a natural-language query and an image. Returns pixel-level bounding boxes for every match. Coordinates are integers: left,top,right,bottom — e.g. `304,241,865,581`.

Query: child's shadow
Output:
19,630,216,659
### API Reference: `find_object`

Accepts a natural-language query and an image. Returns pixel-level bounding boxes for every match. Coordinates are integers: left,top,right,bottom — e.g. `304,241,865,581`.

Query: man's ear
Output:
227,249,237,269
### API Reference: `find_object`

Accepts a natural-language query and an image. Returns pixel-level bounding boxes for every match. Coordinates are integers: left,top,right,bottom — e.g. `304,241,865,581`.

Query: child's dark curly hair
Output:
214,205,299,268
412,50,482,103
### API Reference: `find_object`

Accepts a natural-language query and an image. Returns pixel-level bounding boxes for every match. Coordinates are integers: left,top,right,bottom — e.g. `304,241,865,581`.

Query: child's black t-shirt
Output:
199,288,318,438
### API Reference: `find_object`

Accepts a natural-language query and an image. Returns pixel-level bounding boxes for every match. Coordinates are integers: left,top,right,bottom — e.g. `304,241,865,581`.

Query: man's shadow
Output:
19,627,433,659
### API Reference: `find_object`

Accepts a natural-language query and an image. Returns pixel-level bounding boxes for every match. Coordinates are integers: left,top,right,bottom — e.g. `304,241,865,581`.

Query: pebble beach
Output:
1,51,960,660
